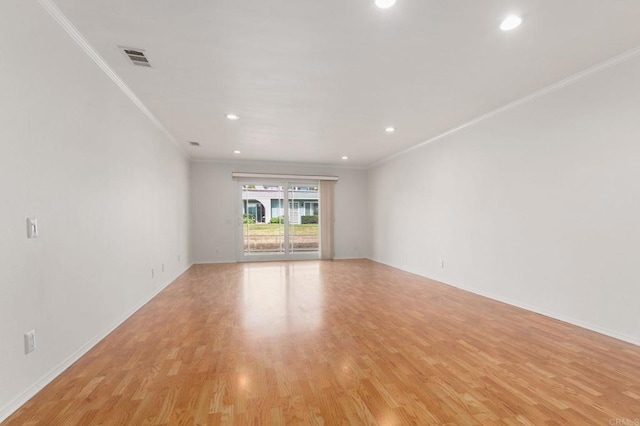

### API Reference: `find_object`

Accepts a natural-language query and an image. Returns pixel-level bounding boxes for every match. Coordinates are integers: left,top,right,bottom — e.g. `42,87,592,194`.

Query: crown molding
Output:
369,43,640,169
190,157,368,171
37,0,188,158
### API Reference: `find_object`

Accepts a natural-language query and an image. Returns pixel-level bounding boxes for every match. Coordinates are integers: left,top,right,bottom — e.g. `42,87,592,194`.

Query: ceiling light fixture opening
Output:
342,156,349,160
375,0,396,9
385,127,395,133
226,114,240,120
500,15,522,31
233,150,241,154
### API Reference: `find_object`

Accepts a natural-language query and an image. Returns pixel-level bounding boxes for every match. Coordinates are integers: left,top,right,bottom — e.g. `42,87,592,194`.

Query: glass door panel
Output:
288,184,319,254
242,184,285,256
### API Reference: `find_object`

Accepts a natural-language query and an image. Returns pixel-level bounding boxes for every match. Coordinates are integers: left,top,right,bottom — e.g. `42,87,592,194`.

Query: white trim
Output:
370,257,640,347
334,256,368,260
462,288,640,348
232,172,338,181
35,0,640,168
191,158,368,170
0,264,193,423
369,44,640,169
237,181,321,262
37,0,187,158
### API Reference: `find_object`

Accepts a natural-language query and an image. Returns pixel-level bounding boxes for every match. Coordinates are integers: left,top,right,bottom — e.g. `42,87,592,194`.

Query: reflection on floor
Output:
4,259,640,424
241,262,323,335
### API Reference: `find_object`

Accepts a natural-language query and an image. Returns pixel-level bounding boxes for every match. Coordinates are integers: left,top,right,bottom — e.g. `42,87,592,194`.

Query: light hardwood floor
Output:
4,260,640,425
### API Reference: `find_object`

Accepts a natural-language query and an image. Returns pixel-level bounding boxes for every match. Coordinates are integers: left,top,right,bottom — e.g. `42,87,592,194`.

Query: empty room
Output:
2,0,640,424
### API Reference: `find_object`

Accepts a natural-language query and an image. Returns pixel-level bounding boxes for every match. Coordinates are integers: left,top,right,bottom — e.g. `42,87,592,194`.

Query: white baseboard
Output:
461,285,640,347
3,258,637,423
0,264,193,423
369,257,640,347
334,256,369,260
192,257,369,264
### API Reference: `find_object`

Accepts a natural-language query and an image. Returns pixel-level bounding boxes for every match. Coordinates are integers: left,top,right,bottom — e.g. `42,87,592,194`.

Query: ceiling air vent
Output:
120,46,151,67
189,141,201,147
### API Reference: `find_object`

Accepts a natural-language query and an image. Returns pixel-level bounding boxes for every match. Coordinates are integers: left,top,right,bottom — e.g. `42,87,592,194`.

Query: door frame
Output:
236,180,320,262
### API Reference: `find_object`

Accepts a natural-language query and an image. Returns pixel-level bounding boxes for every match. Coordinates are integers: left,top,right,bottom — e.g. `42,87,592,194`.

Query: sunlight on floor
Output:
241,262,324,335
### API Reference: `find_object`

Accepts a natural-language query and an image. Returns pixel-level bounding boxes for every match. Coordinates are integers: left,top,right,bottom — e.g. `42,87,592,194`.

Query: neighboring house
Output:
242,186,319,224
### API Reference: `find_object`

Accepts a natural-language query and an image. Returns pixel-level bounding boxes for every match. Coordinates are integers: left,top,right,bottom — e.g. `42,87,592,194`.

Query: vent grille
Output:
189,141,201,147
120,46,151,67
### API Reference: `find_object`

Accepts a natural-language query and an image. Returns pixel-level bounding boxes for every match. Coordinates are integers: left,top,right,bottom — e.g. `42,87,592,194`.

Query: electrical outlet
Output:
24,330,36,354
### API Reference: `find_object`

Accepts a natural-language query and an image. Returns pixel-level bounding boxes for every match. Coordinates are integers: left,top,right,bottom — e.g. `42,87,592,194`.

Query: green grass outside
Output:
244,223,318,236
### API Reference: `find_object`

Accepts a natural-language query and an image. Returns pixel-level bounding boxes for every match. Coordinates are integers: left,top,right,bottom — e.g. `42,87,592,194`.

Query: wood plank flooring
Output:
4,259,640,425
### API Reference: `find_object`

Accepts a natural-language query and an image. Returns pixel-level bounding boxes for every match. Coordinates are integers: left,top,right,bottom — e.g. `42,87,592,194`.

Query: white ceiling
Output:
52,0,640,167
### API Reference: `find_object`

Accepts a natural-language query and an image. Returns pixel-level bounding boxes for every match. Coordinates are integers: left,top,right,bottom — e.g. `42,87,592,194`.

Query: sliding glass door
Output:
240,181,319,261
242,184,285,255
288,184,319,254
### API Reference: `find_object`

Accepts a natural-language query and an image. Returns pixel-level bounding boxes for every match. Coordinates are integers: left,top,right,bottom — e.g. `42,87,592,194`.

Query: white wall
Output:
3,4,638,422
190,161,369,263
369,53,640,345
0,1,191,420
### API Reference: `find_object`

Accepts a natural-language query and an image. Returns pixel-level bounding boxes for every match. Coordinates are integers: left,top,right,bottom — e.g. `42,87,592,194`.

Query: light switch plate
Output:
27,217,38,238
24,330,36,354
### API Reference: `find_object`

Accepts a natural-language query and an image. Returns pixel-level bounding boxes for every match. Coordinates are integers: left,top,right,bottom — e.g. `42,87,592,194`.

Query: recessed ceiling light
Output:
385,127,395,133
500,15,522,31
341,156,349,160
188,141,200,147
226,114,240,120
375,0,396,9
233,150,241,154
